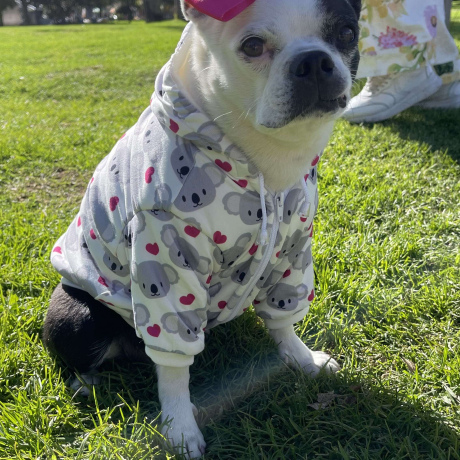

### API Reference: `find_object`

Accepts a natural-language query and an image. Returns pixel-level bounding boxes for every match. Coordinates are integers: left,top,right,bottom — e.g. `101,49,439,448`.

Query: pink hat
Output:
185,0,256,22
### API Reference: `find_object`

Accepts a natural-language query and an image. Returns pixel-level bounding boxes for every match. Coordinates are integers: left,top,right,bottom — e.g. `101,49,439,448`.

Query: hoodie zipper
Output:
227,191,284,321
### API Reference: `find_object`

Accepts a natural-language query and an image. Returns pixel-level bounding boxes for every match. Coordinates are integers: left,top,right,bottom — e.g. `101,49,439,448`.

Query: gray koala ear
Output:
161,224,179,247
155,184,173,209
236,232,252,248
203,163,225,187
196,255,211,275
297,284,308,300
163,264,179,284
198,122,224,142
223,192,241,215
161,312,179,333
132,263,139,282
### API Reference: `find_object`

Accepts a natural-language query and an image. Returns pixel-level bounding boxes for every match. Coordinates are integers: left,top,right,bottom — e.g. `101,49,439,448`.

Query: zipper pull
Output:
277,192,284,222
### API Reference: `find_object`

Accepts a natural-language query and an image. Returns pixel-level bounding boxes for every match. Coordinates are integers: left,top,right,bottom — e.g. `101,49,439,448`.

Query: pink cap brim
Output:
185,0,257,22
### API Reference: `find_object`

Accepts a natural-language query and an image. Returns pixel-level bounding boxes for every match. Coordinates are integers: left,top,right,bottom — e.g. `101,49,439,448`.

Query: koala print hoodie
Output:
51,24,321,367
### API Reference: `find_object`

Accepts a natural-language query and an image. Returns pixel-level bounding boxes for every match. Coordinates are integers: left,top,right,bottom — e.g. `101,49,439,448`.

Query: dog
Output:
43,0,361,457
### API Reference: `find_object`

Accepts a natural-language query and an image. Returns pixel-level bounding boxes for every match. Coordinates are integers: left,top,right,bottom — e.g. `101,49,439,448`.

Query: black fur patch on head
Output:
319,0,362,79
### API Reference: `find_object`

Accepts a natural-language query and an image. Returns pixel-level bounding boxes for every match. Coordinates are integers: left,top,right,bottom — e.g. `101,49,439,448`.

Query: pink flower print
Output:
378,27,418,49
424,5,438,38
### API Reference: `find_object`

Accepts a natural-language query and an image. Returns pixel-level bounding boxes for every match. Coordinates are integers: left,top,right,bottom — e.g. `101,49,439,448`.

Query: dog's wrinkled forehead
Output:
196,0,360,51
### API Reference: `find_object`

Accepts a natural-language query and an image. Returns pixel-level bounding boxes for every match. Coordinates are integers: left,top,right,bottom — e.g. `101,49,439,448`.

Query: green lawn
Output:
1,10,460,459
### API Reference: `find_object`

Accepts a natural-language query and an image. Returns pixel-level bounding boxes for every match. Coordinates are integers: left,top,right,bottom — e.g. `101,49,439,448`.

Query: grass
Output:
1,8,460,459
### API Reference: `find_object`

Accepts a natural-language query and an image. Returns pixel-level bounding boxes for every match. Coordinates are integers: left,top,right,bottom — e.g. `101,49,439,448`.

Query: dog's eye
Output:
241,37,265,58
338,26,355,45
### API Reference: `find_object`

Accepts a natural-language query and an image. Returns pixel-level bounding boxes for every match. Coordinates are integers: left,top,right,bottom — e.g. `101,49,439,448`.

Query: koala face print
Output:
172,91,198,119
112,280,132,296
229,260,252,286
214,233,252,269
283,189,302,224
288,245,312,274
102,252,130,277
183,121,223,153
89,185,116,243
267,283,308,311
134,261,178,299
308,166,318,186
143,128,153,152
161,309,206,342
223,190,268,225
161,225,211,275
134,303,150,326
256,267,284,289
174,163,224,213
148,209,174,222
150,183,173,211
208,282,222,298
279,230,309,259
171,139,197,182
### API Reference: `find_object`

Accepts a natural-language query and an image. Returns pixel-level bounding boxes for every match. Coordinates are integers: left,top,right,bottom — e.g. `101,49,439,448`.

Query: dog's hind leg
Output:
43,283,147,394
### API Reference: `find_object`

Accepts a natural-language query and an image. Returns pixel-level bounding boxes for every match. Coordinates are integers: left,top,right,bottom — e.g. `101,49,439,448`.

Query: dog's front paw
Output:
309,350,341,376
69,372,101,396
275,331,341,377
161,403,206,459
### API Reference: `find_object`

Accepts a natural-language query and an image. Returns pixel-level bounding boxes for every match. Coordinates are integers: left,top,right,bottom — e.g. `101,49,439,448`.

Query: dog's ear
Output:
180,0,206,22
348,0,362,18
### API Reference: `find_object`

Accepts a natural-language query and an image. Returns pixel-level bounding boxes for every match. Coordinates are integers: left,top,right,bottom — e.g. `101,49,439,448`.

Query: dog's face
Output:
182,0,361,130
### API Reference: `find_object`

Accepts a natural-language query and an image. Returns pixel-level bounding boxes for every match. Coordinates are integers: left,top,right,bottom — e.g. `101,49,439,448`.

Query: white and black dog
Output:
43,0,361,457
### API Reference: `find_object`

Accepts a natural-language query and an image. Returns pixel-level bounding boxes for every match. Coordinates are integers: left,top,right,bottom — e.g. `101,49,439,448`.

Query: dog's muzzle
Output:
288,50,347,118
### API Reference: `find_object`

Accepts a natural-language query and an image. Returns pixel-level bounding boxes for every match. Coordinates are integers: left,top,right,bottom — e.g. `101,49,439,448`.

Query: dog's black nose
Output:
290,51,335,79
192,193,200,204
180,166,189,176
288,50,346,118
257,208,262,219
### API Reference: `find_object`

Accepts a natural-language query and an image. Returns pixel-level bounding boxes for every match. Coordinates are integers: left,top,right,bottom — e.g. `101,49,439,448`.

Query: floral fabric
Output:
357,0,459,78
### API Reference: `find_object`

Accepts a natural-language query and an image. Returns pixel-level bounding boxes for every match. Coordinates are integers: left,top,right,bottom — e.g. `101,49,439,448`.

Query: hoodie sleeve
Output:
252,239,315,330
128,210,215,367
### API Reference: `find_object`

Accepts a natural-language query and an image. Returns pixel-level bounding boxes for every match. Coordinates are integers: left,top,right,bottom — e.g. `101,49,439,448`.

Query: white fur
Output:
179,0,353,191
269,325,340,376
157,365,206,459
158,0,350,454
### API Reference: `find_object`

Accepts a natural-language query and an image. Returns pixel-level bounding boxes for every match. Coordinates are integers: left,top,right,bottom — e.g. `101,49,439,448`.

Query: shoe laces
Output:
364,75,394,94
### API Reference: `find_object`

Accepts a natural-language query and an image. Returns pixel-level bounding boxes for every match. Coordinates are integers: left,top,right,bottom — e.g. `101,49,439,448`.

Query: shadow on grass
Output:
358,107,460,163
58,312,460,459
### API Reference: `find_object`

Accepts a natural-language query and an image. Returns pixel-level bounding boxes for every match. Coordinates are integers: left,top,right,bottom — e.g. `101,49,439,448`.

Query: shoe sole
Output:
344,72,443,123
416,93,460,109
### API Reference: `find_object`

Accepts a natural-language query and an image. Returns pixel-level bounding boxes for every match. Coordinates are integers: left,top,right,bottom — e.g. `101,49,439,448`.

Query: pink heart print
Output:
109,196,119,211
169,119,179,133
145,167,155,184
218,301,227,309
233,179,248,188
215,159,232,172
308,289,315,302
180,294,196,305
213,231,227,244
147,324,161,337
146,243,159,255
184,225,201,238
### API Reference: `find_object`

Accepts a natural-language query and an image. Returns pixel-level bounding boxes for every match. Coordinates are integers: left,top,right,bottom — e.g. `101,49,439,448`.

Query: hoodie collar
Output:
150,23,260,188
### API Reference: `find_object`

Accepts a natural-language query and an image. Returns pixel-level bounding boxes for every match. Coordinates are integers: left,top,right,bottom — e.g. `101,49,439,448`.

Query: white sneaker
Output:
416,80,460,109
343,65,443,123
